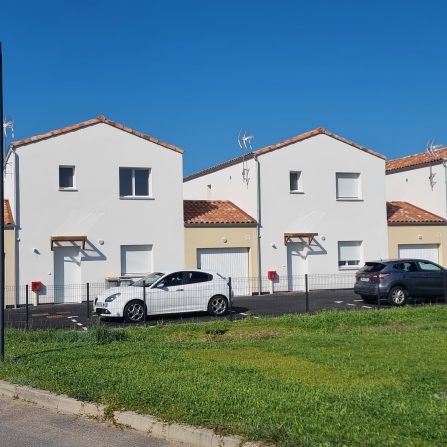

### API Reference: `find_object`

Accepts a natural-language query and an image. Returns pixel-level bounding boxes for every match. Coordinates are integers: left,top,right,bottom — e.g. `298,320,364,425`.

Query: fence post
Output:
228,277,233,321
305,274,309,313
25,284,29,330
143,280,147,324
444,271,447,305
86,283,90,323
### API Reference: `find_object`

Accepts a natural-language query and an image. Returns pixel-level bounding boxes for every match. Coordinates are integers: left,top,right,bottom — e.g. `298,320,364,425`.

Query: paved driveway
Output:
0,396,182,447
5,289,444,329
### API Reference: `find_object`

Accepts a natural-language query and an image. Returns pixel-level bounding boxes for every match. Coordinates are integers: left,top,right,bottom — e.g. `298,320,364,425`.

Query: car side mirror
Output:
156,282,165,288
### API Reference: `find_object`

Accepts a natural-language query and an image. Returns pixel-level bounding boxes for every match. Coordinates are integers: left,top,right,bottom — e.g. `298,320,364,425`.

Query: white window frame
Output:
338,241,362,270
59,165,76,191
336,172,361,200
120,244,153,276
289,171,303,193
119,167,152,199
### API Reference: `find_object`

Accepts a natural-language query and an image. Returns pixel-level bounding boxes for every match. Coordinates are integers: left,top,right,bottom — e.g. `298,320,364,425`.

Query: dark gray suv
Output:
354,259,446,306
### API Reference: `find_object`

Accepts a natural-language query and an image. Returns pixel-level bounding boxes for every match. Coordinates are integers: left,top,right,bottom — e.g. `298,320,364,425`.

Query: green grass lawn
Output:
1,307,447,446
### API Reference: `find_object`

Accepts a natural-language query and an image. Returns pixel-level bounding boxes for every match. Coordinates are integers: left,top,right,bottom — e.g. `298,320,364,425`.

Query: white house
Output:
184,128,388,291
4,115,185,304
386,147,447,219
386,147,447,263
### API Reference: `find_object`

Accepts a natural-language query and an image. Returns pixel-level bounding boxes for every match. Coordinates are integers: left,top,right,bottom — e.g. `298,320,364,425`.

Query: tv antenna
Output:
426,138,443,158
238,129,254,186
426,138,444,190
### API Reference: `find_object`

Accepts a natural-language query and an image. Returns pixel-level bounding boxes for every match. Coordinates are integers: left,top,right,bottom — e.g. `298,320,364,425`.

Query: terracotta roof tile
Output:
184,200,256,225
254,127,385,159
386,147,447,172
387,201,445,224
4,200,14,226
185,128,385,182
10,115,183,154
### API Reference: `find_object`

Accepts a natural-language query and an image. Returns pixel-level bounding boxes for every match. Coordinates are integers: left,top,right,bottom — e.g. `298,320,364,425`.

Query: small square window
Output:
59,166,75,189
290,171,303,193
336,173,360,199
338,241,362,269
119,168,151,198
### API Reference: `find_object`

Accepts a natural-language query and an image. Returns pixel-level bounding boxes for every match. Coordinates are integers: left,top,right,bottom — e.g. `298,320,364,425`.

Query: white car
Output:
94,269,230,322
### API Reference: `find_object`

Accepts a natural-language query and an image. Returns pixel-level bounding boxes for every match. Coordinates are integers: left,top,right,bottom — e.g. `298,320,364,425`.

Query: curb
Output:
0,380,263,447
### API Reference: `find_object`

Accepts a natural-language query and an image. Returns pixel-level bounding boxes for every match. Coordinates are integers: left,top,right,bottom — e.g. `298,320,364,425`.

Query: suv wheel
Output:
388,286,408,306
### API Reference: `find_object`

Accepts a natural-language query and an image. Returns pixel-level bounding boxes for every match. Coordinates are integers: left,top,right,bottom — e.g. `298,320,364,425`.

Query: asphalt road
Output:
0,396,183,447
5,289,445,330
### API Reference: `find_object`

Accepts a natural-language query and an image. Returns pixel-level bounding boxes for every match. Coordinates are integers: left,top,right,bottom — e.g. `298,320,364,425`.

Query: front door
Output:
287,242,308,292
54,246,81,303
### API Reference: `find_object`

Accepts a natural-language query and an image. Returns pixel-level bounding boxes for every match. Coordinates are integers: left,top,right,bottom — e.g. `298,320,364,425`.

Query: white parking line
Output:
362,305,372,309
334,301,343,304
71,319,77,323
353,299,363,302
239,312,248,316
82,327,88,331
76,323,83,326
68,315,79,318
347,303,356,306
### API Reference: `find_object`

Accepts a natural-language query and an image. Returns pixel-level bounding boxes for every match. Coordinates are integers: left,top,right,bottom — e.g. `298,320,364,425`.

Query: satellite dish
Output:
237,128,254,186
3,115,14,139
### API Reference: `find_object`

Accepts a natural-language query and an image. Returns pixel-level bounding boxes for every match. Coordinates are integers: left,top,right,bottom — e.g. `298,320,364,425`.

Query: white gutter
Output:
255,155,262,295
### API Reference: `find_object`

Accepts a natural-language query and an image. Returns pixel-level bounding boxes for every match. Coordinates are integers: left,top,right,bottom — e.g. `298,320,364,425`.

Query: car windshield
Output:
131,272,164,287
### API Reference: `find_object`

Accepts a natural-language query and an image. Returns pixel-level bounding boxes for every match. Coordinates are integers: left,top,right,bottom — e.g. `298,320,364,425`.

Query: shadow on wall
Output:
81,240,107,262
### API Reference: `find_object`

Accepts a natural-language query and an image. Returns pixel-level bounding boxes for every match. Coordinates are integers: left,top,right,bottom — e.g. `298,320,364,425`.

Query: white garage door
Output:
197,248,250,296
398,244,439,263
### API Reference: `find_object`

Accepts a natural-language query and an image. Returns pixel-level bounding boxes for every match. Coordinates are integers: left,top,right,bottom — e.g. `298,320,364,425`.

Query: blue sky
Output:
1,0,447,175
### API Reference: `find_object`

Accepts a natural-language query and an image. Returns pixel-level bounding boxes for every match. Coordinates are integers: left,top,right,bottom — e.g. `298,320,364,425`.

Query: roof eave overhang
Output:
386,160,445,174
388,221,446,226
185,223,257,228
11,116,184,154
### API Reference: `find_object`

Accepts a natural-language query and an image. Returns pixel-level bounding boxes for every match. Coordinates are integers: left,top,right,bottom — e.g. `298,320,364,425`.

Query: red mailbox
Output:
267,271,277,280
31,281,43,292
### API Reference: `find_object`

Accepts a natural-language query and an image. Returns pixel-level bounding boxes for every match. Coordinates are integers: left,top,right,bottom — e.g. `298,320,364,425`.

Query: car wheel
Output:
208,295,228,316
123,300,145,323
388,286,408,306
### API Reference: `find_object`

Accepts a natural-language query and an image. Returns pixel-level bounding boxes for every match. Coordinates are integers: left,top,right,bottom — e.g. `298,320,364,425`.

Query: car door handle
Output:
175,289,184,292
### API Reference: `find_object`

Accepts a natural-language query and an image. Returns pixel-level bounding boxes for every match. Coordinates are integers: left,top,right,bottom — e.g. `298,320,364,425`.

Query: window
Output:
393,262,418,272
159,272,184,288
185,271,213,284
336,173,360,199
120,245,153,275
290,171,303,193
119,168,151,197
417,261,442,272
338,241,362,268
59,166,75,189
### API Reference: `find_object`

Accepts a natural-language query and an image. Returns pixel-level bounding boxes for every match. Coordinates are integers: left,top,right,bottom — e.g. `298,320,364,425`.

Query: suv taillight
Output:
370,273,389,281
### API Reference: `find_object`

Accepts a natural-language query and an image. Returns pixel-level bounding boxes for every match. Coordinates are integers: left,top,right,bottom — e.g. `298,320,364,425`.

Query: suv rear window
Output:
358,262,385,273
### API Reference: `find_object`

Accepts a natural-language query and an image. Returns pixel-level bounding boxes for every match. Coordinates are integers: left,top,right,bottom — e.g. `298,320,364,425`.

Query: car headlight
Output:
105,292,121,302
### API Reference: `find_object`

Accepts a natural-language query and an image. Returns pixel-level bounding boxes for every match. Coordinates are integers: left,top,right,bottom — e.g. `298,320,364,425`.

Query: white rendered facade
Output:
184,132,388,283
4,119,184,303
386,163,447,219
